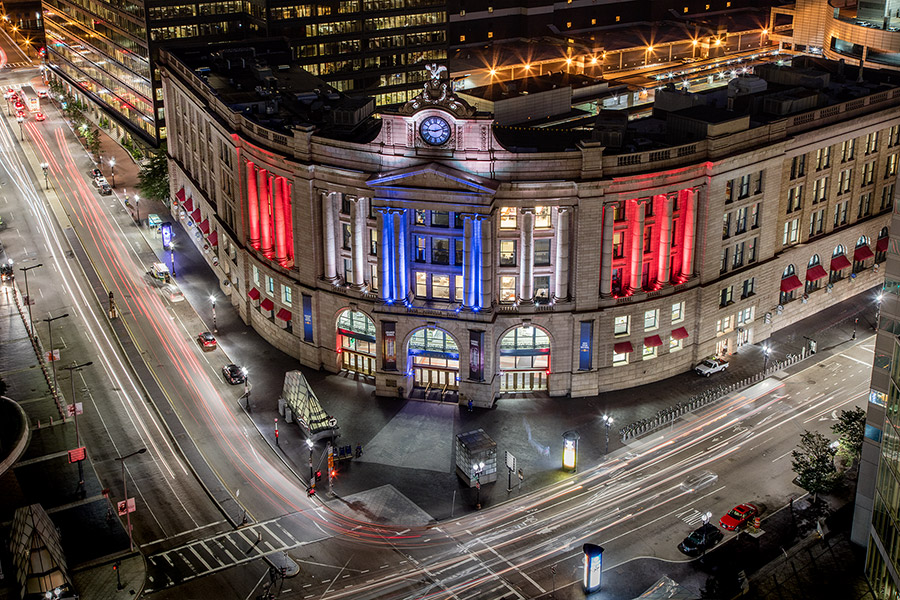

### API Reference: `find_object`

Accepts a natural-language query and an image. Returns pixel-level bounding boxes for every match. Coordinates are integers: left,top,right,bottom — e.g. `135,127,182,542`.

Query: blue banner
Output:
579,321,593,371
302,294,313,342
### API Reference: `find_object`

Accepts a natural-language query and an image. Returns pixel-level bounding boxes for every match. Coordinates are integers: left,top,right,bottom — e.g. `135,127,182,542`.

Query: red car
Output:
34,112,45,121
197,331,217,350
719,503,759,531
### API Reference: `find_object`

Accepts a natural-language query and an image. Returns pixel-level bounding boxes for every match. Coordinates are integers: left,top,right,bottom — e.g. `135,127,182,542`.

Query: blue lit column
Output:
392,210,408,302
376,207,393,302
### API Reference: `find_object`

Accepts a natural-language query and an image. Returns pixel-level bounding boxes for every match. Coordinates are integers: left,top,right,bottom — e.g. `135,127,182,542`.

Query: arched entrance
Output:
499,325,550,392
408,328,459,392
337,309,376,375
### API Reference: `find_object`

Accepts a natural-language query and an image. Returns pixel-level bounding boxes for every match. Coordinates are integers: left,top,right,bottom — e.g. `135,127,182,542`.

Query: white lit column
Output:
519,208,535,304
322,191,339,282
554,207,570,301
600,205,614,296
657,194,673,284
351,197,367,289
629,198,646,293
480,216,492,309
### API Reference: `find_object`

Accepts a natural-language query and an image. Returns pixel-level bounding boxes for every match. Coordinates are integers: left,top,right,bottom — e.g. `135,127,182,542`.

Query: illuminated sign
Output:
161,222,173,250
563,439,576,469
582,543,604,593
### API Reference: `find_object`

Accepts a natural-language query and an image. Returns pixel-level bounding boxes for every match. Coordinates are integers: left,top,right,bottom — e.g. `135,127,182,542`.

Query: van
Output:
151,262,170,282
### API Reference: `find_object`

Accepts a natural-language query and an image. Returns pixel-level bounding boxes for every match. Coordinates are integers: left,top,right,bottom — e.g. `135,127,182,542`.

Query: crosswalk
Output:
145,516,305,593
677,508,709,527
3,62,35,69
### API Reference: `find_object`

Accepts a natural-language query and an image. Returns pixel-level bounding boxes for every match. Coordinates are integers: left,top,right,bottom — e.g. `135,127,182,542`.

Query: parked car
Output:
198,331,217,350
695,358,729,377
150,262,170,282
222,364,246,385
34,112,45,121
92,176,108,188
90,168,103,179
37,90,48,98
678,523,724,556
720,503,759,531
98,182,112,196
161,283,183,302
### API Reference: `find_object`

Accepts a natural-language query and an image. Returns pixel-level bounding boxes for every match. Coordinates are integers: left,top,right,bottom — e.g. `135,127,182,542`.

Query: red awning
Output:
613,341,634,354
644,335,663,347
190,209,202,223
671,326,689,340
877,237,889,252
199,219,210,234
276,308,292,321
175,187,185,202
248,288,260,300
805,265,827,281
854,245,874,262
780,275,803,293
207,230,218,246
830,254,851,271
260,298,274,311
183,197,194,212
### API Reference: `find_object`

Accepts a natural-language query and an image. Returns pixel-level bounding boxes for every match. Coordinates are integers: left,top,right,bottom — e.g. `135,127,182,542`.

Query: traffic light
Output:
315,470,322,482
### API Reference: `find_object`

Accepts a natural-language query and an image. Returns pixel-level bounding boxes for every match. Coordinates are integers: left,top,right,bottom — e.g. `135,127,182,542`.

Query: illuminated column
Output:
480,216,492,309
284,180,294,264
554,207,570,301
322,191,339,282
519,208,535,303
680,188,696,279
657,194,673,284
351,197,367,289
462,215,475,308
392,210,408,301
273,176,287,265
258,169,273,257
376,208,393,301
246,161,260,249
628,198,646,293
600,205,614,296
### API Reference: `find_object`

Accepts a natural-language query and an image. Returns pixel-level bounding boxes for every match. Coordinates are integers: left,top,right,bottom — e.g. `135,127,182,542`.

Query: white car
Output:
695,358,729,377
162,283,184,302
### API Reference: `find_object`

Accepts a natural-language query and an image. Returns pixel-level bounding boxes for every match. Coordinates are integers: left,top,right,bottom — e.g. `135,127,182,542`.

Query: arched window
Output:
499,325,551,392
408,327,460,392
853,235,874,273
806,254,825,294
876,227,889,262
830,245,849,284
780,264,801,305
336,309,376,375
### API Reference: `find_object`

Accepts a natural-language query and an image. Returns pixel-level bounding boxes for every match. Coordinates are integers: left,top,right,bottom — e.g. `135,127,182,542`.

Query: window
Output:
863,161,876,185
780,264,797,305
499,240,517,266
369,229,378,255
720,285,734,307
614,315,630,336
733,241,744,268
534,206,551,228
783,218,799,245
741,277,755,299
535,239,551,265
754,170,764,194
723,212,732,239
813,177,828,203
500,276,517,303
806,255,821,294
500,207,517,228
343,259,352,282
611,201,625,221
882,183,895,210
815,146,831,170
644,227,653,252
885,154,897,179
432,274,450,299
716,316,733,335
342,223,352,249
534,276,550,302
672,301,685,324
890,125,900,147
841,139,855,162
866,131,879,155
431,211,449,227
644,309,659,331
725,179,734,203
252,265,260,285
454,240,463,265
837,169,852,194
748,237,757,263
750,203,760,229
737,306,754,326
415,236,427,262
613,349,629,366
809,209,825,237
858,192,872,219
415,209,427,225
735,207,747,234
612,232,625,258
670,335,683,352
720,248,729,274
833,200,849,227
415,272,427,297
341,196,351,214
454,213,465,229
790,154,806,179
787,185,803,212
738,173,751,198
642,344,658,360
454,275,463,300
432,238,450,264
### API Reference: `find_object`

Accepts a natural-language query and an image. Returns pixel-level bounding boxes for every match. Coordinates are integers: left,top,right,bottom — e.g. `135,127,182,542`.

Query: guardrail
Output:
619,348,808,441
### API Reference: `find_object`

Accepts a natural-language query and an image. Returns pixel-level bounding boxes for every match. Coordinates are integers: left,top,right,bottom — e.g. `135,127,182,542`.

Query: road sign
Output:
117,498,136,516
67,402,83,417
45,349,60,362
68,447,85,463
505,450,516,472
327,444,334,472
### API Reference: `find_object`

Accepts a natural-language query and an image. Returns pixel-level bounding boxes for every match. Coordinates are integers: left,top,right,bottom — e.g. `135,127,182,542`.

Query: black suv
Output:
678,523,724,556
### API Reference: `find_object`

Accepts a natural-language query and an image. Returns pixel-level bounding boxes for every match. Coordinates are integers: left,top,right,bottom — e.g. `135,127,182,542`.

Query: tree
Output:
85,128,102,162
832,406,865,463
791,430,838,503
138,143,169,201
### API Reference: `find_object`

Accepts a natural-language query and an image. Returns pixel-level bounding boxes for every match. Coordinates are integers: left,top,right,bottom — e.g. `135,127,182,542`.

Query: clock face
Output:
419,115,452,146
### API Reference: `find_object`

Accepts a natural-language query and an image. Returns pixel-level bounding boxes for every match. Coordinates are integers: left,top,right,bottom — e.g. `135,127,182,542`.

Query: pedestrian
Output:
468,399,473,412
355,443,363,458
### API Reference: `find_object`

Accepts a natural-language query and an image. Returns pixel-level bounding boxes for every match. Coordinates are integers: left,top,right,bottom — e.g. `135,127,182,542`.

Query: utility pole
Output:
63,361,92,496
19,263,43,338
43,313,69,393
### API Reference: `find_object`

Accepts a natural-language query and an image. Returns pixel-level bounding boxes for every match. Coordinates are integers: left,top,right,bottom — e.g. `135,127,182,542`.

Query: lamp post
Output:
62,361,91,495
210,295,217,333
40,162,49,189
134,194,140,227
19,263,43,337
115,447,147,552
109,157,115,188
852,317,858,340
243,369,251,412
16,115,23,141
169,242,176,278
602,414,614,455
473,461,485,509
306,439,314,483
876,293,884,330
763,343,771,371
42,313,69,392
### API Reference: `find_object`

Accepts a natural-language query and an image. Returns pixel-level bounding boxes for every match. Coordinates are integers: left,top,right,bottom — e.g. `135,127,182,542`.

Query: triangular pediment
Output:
367,163,499,195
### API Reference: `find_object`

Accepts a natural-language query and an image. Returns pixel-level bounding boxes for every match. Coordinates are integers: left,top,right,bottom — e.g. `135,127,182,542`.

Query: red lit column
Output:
284,180,294,265
680,188,696,279
657,194,673,284
600,205,614,296
247,161,260,249
258,169,273,257
628,198,646,293
273,175,287,265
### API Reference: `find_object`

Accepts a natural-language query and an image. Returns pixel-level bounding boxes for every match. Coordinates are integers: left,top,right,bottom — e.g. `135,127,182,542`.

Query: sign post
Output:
505,451,516,493
582,543,605,593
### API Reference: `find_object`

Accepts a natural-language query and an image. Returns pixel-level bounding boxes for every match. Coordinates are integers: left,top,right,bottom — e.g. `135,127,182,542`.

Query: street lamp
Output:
763,343,771,371
473,461,485,509
62,361,91,495
852,317,858,340
645,46,654,66
210,295,217,332
602,414,614,455
169,242,176,278
761,28,768,49
306,438,314,483
42,313,69,392
242,368,251,413
114,447,147,552
876,292,884,330
134,194,140,227
16,115,23,141
40,162,49,189
19,263,43,337
109,157,115,187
